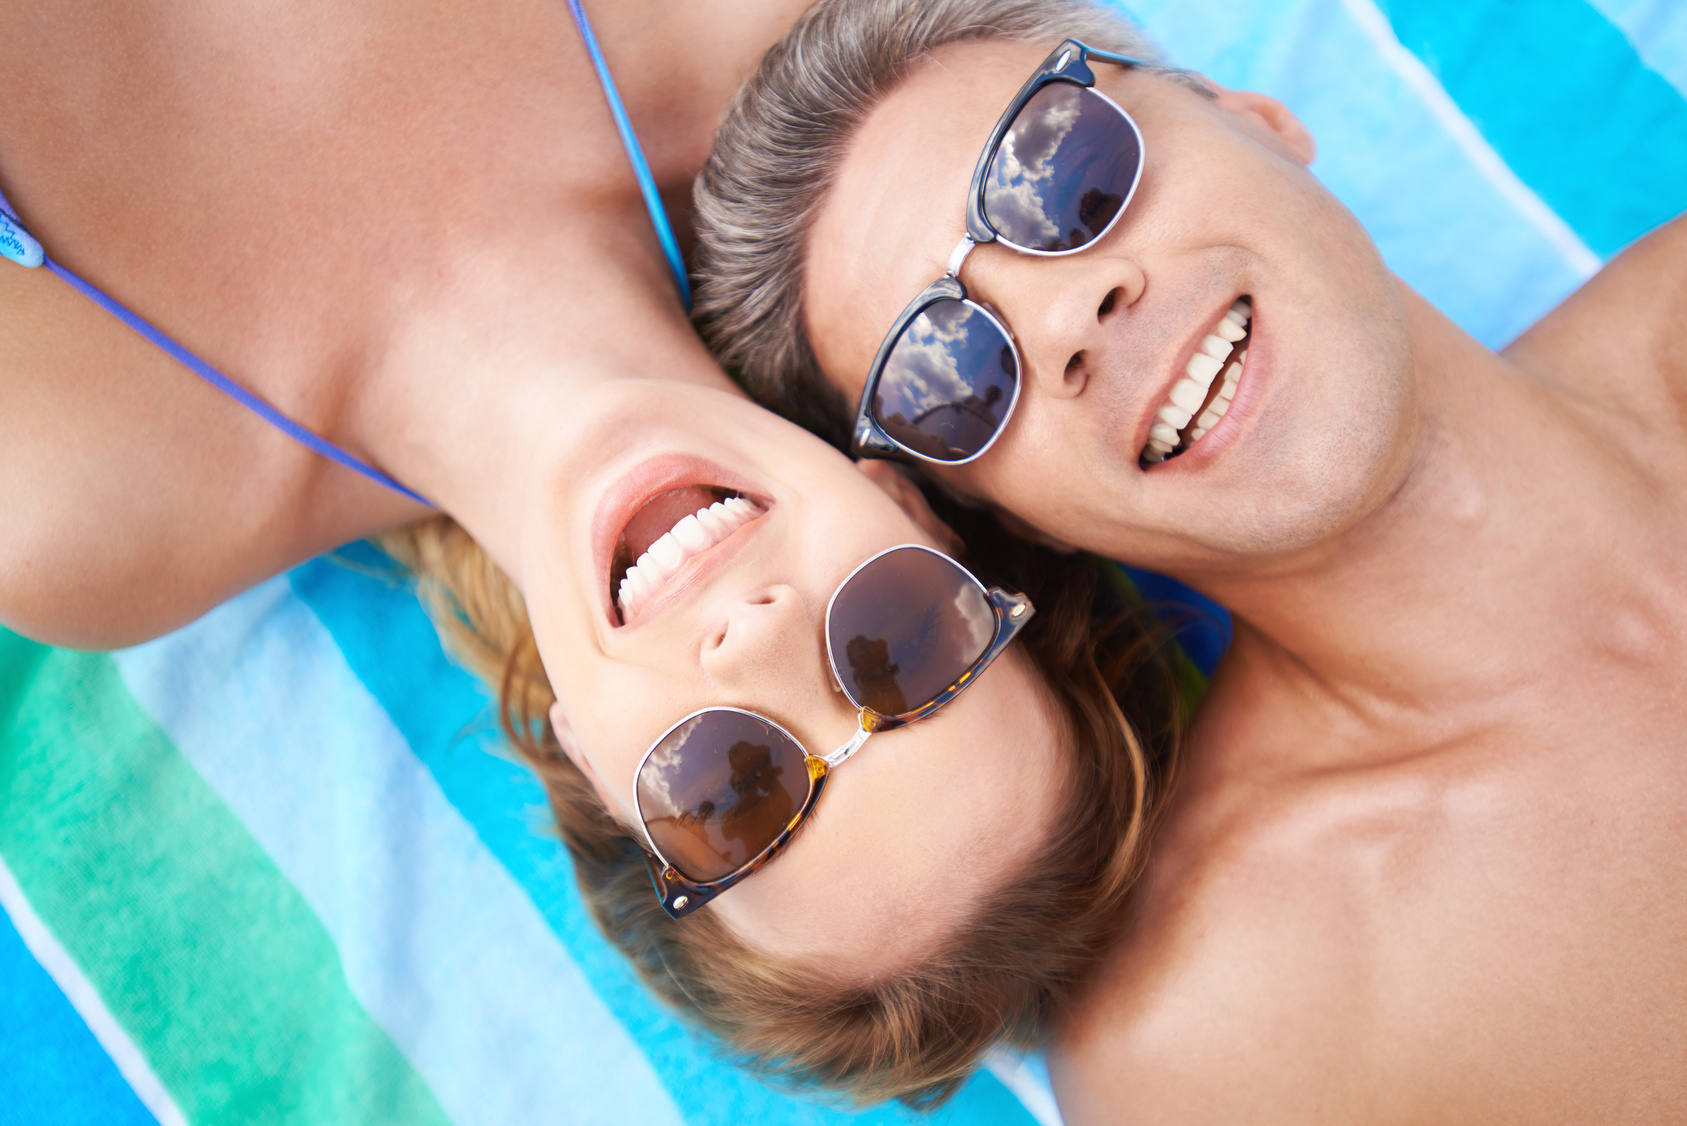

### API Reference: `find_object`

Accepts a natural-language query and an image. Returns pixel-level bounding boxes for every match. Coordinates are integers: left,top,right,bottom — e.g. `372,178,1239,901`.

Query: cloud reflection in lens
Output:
983,83,1137,252
875,300,1017,461
638,711,809,882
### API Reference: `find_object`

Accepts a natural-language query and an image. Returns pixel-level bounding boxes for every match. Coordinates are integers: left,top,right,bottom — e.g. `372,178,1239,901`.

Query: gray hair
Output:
693,0,1174,447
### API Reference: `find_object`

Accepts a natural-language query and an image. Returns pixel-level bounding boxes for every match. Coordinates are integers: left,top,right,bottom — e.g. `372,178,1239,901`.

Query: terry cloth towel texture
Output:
4,1,1687,1123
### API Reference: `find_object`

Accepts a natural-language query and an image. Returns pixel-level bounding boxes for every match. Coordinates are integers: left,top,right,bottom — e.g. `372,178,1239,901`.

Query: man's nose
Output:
969,248,1145,400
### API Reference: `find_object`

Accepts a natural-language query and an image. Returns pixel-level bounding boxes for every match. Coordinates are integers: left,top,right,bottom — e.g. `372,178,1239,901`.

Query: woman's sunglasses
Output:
634,543,1033,919
851,40,1148,466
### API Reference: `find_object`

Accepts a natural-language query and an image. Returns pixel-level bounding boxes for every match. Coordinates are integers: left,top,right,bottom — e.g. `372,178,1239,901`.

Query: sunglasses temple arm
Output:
1081,45,1152,70
853,414,908,461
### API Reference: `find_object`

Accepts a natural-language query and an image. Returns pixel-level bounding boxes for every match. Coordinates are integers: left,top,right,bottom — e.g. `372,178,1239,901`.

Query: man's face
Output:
804,38,1419,576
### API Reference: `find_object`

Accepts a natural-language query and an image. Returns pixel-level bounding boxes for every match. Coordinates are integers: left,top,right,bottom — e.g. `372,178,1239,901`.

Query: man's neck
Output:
1185,282,1684,769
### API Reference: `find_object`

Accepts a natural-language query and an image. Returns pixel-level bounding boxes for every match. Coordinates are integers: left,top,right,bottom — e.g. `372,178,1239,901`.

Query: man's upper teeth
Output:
1214,313,1248,343
1143,299,1251,463
619,496,758,620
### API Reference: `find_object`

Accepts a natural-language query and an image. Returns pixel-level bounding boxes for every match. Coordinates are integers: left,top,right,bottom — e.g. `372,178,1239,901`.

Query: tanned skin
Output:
802,37,1687,1122
1053,227,1687,1123
0,0,814,648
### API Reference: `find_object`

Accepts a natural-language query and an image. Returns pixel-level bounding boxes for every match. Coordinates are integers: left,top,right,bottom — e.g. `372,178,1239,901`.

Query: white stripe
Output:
1123,0,1586,346
114,579,686,1126
1337,0,1603,278
1586,0,1687,100
985,1048,1065,1126
0,855,187,1126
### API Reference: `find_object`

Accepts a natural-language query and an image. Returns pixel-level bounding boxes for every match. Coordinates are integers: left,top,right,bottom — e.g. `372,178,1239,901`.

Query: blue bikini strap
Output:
0,4,684,508
561,0,693,310
0,184,436,507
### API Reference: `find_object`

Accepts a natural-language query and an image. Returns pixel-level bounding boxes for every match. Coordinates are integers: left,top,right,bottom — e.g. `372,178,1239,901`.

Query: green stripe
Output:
0,632,452,1126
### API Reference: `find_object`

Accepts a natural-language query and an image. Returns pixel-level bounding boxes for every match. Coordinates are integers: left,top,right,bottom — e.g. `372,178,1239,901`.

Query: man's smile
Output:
1141,296,1252,465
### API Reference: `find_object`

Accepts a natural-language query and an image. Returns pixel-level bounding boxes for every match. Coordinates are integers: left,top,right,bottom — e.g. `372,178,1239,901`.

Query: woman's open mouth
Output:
1140,297,1252,466
610,485,764,624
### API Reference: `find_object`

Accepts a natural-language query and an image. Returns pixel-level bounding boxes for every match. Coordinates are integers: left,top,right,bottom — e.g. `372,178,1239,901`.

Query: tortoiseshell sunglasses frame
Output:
635,543,1033,919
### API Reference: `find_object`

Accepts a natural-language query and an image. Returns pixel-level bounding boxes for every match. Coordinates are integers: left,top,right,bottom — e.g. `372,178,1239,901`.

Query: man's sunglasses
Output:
851,40,1148,466
635,543,1033,919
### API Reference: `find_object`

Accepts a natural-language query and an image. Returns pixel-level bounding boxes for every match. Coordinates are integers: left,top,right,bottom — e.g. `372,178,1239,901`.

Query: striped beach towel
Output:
4,2,1685,1122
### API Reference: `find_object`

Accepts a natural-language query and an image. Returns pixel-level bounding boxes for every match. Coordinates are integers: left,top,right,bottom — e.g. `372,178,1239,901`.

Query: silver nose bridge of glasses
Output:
947,234,978,278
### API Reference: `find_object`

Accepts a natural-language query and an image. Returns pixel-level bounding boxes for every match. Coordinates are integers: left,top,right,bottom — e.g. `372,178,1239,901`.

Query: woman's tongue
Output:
621,485,721,561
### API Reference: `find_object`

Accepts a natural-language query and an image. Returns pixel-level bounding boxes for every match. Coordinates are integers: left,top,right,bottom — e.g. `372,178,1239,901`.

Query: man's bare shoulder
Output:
1505,212,1687,412
1048,767,1413,1125
1049,685,1687,1125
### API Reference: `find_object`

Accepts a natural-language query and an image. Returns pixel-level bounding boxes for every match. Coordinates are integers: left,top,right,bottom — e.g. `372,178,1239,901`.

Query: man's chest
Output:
1338,734,1687,1115
1082,727,1687,1122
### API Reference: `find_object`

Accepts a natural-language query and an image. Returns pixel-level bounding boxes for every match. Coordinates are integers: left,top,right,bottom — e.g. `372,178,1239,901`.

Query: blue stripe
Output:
292,545,1041,1125
1376,0,1687,257
1123,567,1231,677
112,578,688,1126
0,905,157,1126
1120,0,1591,347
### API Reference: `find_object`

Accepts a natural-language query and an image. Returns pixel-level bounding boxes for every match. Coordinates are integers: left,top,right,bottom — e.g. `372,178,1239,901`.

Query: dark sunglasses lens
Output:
637,711,811,884
983,83,1140,252
828,547,997,718
876,299,1018,463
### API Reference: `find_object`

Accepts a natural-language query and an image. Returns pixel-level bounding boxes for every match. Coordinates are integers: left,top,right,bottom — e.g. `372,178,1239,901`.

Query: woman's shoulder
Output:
0,264,408,648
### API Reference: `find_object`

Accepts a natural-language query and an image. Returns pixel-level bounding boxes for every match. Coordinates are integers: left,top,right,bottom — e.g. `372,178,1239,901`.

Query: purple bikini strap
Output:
0,182,435,508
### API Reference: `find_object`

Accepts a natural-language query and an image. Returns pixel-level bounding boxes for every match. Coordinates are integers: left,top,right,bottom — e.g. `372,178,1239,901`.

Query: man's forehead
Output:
803,39,1055,392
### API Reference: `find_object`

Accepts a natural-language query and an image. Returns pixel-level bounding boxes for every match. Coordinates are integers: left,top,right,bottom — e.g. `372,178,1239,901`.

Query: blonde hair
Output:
694,0,1187,445
380,498,1182,1107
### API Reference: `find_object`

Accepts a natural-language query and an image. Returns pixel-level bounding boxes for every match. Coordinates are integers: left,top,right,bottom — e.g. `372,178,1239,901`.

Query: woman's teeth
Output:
617,496,760,622
1142,298,1251,465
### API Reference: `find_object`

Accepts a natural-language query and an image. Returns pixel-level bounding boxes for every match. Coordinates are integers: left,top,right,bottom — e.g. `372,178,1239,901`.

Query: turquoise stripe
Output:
293,546,1042,1124
0,635,451,1126
1120,0,1591,346
1377,0,1687,257
112,578,687,1126
0,904,157,1126
1588,0,1687,97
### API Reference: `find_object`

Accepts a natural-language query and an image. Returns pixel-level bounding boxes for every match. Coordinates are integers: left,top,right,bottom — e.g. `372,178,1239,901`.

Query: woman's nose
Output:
699,584,830,695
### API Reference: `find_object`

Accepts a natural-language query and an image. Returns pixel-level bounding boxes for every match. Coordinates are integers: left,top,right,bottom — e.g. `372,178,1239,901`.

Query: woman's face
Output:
521,381,1068,982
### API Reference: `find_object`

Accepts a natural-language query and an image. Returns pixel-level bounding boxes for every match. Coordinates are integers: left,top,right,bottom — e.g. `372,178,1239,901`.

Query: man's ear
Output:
856,459,964,555
549,703,623,813
991,505,1082,554
1209,84,1316,165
